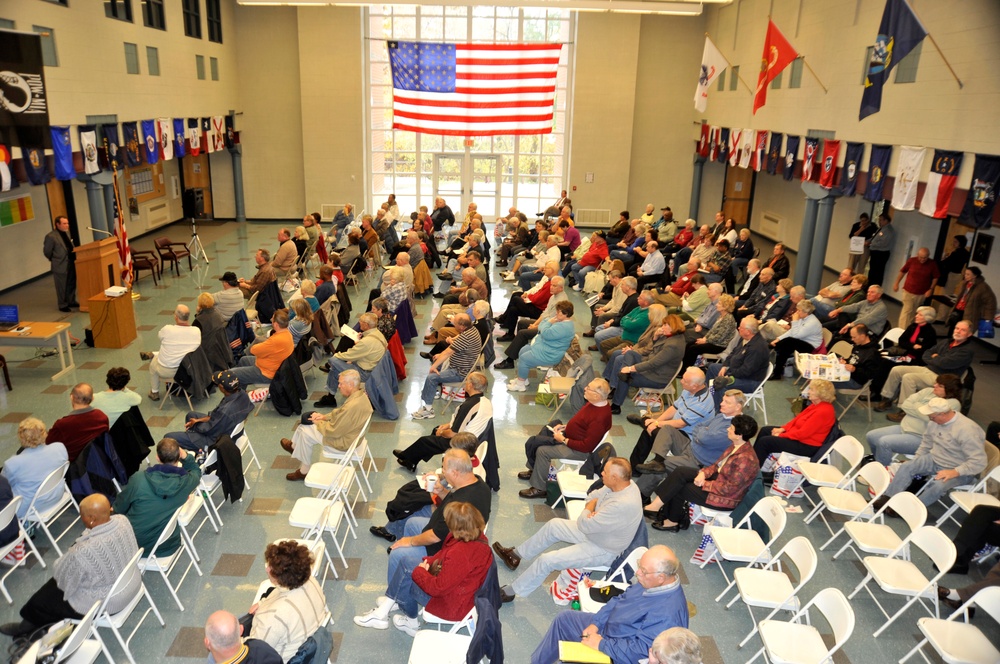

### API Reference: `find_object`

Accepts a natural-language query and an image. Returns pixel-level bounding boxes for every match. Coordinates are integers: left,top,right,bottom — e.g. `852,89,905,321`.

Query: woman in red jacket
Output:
753,379,837,466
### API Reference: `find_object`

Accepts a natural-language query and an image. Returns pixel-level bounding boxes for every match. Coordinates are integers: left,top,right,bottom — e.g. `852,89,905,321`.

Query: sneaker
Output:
504,274,517,282
573,284,582,291
392,614,420,637
507,379,528,392
139,351,154,361
353,609,389,630
411,406,435,420
376,596,399,611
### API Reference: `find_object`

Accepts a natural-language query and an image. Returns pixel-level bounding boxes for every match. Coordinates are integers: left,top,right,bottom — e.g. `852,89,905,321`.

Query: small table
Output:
0,322,76,381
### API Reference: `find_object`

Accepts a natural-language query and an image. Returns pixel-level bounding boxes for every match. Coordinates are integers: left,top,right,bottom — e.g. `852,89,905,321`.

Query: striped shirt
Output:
449,328,483,376
250,576,326,662
673,388,714,435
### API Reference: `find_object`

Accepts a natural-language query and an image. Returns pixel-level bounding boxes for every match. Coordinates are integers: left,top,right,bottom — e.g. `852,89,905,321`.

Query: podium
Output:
88,293,137,349
75,238,120,313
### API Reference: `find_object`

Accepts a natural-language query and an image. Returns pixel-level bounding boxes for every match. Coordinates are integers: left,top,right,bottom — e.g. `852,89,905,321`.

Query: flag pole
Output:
902,0,963,89
706,32,755,95
800,58,829,94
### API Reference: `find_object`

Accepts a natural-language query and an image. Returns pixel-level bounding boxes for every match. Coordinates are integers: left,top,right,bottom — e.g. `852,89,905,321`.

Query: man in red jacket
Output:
45,383,109,463
564,231,610,290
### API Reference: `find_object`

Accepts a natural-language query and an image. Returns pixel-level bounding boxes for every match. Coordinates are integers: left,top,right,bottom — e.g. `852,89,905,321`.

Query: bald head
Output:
204,611,242,656
639,545,679,588
80,494,112,529
395,253,409,266
71,383,94,408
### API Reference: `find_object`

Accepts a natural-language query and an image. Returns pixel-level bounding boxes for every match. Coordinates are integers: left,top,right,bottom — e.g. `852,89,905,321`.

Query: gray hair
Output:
588,378,611,399
174,304,190,322
797,300,816,314
359,312,377,329
620,276,638,292
747,258,761,270
650,627,702,664
608,270,623,279
549,276,565,288
389,267,405,282
443,448,473,474
472,299,490,318
683,367,706,386
372,297,389,312
205,611,241,650
466,371,488,393
869,284,883,296
916,305,937,323
741,317,760,334
707,283,724,296
723,389,746,407
340,369,361,389
789,285,806,299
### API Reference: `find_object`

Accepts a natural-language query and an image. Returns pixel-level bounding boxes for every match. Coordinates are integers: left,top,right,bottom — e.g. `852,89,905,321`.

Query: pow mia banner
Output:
0,30,50,130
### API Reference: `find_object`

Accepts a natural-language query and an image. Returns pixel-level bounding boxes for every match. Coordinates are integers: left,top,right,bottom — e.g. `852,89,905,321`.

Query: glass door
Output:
471,155,500,219
433,153,500,220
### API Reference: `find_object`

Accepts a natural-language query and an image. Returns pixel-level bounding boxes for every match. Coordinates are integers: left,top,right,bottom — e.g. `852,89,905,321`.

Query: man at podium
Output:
42,215,78,312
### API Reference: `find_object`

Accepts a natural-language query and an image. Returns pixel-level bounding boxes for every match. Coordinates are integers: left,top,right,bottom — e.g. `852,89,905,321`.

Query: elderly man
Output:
654,207,678,240
281,370,374,480
438,266,486,305
45,383,111,463
763,242,790,280
873,397,987,509
635,240,667,289
528,544,688,664
497,261,559,334
496,457,642,598
0,495,140,637
595,289,654,355
705,317,770,409
893,247,940,328
43,215,78,312
165,370,255,451
734,267,776,322
809,268,855,319
423,299,491,362
212,271,245,321
867,212,895,286
626,367,713,459
271,228,298,276
495,276,569,368
592,278,641,346
139,304,201,401
113,437,201,555
700,238,733,286
507,232,559,285
735,258,762,300
564,231,610,289
412,314,484,420
431,196,455,232
759,285,807,341
875,319,976,412
315,312,386,407
204,610,282,664
238,249,276,298
649,628,702,664
827,284,889,342
586,270,626,335
516,379,613,499
404,230,425,269
393,372,492,472
229,309,295,389
683,282,724,341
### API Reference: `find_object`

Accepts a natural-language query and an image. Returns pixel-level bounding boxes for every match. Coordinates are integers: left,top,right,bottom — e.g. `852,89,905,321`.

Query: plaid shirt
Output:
708,249,733,275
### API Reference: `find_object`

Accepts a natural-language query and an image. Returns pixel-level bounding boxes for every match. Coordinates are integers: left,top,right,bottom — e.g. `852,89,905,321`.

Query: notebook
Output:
0,304,19,332
558,641,612,664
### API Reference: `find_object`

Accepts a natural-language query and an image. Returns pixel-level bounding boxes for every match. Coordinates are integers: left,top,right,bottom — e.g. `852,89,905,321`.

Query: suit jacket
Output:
765,254,790,280
738,271,761,299
741,279,776,312
723,334,770,382
43,230,74,273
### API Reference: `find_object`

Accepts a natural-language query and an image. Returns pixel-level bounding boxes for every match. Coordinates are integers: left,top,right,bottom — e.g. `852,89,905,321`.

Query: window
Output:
861,46,874,85
141,0,165,30
893,41,921,84
146,46,159,76
206,0,222,43
210,56,218,81
729,65,739,91
195,54,205,80
183,0,201,38
716,69,726,92
789,57,804,88
124,42,140,74
0,19,15,30
105,0,132,22
32,26,58,67
770,70,782,90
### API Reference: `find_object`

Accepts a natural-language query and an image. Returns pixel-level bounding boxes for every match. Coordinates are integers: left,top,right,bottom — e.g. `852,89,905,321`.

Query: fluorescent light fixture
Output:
238,0,714,15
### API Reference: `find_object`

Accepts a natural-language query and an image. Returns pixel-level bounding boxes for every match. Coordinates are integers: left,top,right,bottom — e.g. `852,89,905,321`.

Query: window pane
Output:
716,69,726,91
729,65,739,91
0,19,14,30
146,46,160,76
206,0,222,43
210,57,219,81
32,26,58,67
105,1,133,22
183,0,201,38
124,42,140,75
770,70,782,89
142,0,166,30
789,57,803,88
893,41,921,84
195,54,205,80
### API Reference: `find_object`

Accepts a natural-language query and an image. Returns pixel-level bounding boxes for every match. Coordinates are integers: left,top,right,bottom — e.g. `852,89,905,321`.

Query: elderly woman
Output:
609,313,687,414
90,367,142,427
1,418,68,519
822,274,868,330
370,297,397,342
194,292,225,339
299,280,320,312
508,301,575,392
646,414,759,532
681,294,737,371
338,231,364,275
247,540,326,662
753,379,837,467
758,278,794,324
866,374,963,466
288,300,313,345
730,227,755,279
292,226,309,257
769,299,825,376
498,219,530,265
890,305,938,363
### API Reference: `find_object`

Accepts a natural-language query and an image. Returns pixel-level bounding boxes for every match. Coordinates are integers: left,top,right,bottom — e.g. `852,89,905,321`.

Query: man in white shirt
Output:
139,304,202,400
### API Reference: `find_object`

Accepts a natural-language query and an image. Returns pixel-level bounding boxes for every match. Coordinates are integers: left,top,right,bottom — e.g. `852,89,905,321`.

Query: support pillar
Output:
794,197,819,286
83,179,108,235
796,181,842,294
102,183,116,229
689,154,706,222
808,197,838,294
228,111,246,223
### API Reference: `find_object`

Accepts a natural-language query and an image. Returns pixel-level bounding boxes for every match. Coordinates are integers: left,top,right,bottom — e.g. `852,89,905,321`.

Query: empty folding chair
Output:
177,491,212,564
289,465,356,571
21,461,80,559
899,585,1000,664
934,464,1000,528
790,435,865,511
832,491,927,563
700,496,788,586
719,536,818,649
805,461,890,546
197,449,226,530
0,496,45,603
747,587,855,664
306,438,363,529
848,525,956,638
744,362,773,425
139,505,202,611
231,419,261,476
315,415,374,499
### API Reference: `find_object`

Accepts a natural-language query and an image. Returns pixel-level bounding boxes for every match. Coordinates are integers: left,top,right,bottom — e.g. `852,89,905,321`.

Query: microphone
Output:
88,227,114,237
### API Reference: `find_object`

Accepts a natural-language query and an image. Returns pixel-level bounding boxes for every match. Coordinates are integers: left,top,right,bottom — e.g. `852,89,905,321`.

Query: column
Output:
83,179,108,234
794,197,819,286
808,197,838,294
689,154,706,222
102,183,116,229
229,144,247,223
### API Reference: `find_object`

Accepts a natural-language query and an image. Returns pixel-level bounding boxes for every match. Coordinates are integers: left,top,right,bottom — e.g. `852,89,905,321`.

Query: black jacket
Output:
611,292,640,327
173,346,214,401
256,280,285,326
724,334,770,382
845,340,881,385
67,433,128,503
210,433,245,503
269,356,308,417
109,405,154,477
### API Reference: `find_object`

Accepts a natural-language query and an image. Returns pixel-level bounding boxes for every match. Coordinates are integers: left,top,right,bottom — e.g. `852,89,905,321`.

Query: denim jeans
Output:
421,368,464,405
384,515,432,618
866,425,922,466
886,453,976,506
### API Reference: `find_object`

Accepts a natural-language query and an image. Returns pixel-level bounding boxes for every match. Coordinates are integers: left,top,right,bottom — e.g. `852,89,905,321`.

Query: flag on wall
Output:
187,119,201,156
101,124,121,171
157,118,173,161
202,118,214,153
121,122,142,167
709,126,721,161
801,138,819,182
173,119,186,159
225,115,235,149
0,132,16,192
698,123,710,157
140,120,158,164
50,126,74,180
859,0,927,120
695,36,727,112
818,139,841,188
839,142,864,196
891,145,926,210
958,154,1000,229
728,129,741,167
211,116,226,152
918,150,963,218
0,31,50,131
767,132,783,175
783,135,799,180
78,125,100,175
17,136,49,185
387,41,562,136
865,144,893,201
718,128,730,164
753,20,799,114
751,130,768,172
738,128,754,169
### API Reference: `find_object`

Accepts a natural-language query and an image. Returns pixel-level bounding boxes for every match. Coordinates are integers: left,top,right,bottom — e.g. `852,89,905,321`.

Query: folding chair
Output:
550,434,611,510
76,548,165,664
849,525,956,638
720,536,818,649
934,464,1000,528
196,449,226,530
19,600,104,664
289,463,356,571
139,505,202,611
747,587,855,664
231,419,261,476
264,536,337,587
701,496,787,586
805,461,891,545
789,435,865,512
307,436,365,528
832,491,927,563
159,377,194,411
177,491,212,567
421,604,478,636
633,362,683,413
899,585,1000,664
0,496,45,603
578,546,647,614
21,461,80,560
438,339,488,416
744,362,773,425
880,326,905,347
317,414,376,497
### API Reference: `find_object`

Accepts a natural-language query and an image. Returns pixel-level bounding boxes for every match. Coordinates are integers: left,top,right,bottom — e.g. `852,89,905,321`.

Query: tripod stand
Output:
187,217,210,263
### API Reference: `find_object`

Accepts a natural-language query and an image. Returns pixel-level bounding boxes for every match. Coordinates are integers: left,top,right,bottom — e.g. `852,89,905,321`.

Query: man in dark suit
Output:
734,267,775,323
735,259,761,300
42,215,78,312
704,317,770,409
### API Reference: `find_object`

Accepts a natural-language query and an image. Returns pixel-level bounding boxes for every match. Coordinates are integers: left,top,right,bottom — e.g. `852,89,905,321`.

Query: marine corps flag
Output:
859,0,927,120
958,154,1000,229
753,20,799,114
818,140,840,189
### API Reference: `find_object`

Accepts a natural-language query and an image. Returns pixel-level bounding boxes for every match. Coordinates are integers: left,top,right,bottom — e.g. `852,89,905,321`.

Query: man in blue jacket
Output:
164,370,254,451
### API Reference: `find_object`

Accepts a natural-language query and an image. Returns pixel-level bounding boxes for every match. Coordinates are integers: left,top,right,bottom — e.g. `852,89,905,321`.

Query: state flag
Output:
918,150,963,218
751,131,768,172
79,125,100,175
698,123,710,158
141,120,158,164
211,116,226,152
860,0,928,120
718,128,730,164
225,115,235,149
783,135,799,181
708,126,721,161
50,126,74,180
173,119,187,159
157,118,173,161
121,122,142,167
202,118,214,153
694,36,728,113
187,119,202,156
801,138,819,182
728,129,741,167
767,132,783,175
839,142,864,196
738,128,753,169
753,20,799,114
891,146,926,211
101,124,122,171
16,128,49,185
865,144,893,202
818,140,841,189
958,154,1000,229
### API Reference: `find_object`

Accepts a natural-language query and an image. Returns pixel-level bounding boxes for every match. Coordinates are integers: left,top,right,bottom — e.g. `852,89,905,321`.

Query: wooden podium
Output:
75,238,120,313
88,293,136,349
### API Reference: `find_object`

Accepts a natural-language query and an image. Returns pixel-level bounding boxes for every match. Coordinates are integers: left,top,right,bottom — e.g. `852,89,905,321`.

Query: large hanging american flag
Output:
387,41,562,137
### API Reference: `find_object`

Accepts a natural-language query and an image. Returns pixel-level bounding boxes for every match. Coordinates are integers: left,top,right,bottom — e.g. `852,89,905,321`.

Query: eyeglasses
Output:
636,566,663,577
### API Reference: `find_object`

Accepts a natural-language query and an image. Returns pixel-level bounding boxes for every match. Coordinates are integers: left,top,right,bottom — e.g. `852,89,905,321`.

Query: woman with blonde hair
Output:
606,312,687,414
288,300,313,345
194,292,225,339
753,379,837,468
2,418,68,519
299,279,320,312
681,294,737,371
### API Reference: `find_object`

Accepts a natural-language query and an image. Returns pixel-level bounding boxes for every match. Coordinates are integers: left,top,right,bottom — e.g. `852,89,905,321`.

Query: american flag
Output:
104,131,133,288
387,41,562,137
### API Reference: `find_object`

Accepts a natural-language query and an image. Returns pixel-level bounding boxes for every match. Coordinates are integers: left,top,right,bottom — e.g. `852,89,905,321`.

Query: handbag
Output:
979,319,995,338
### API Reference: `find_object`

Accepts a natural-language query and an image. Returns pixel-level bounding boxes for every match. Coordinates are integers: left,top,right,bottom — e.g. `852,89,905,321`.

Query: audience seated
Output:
945,504,1000,578
680,293,736,371
229,309,295,389
590,277,640,345
594,289,654,356
946,266,997,336
495,261,559,335
90,367,142,427
888,306,939,364
272,228,298,277
700,238,732,286
585,270,625,336
761,242,790,280
45,383,110,463
753,379,838,468
759,283,806,341
651,264,701,309
330,203,355,245
768,300,824,377
495,278,570,369
166,370,254,451
313,312,386,407
140,304,202,401
733,258,761,300
411,314,484,421
3,417,68,519
810,268,855,319
825,284,889,343
511,234,561,290
866,374,962,466
734,267,775,322
508,300,576,392
606,312,686,414
704,317,770,410
288,299,314,346
564,231,609,289
825,324,881,390
212,271,247,321
238,249,276,299
204,610,282,664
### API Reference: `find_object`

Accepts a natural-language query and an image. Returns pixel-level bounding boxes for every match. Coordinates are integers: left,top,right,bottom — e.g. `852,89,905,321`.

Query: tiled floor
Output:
0,219,998,663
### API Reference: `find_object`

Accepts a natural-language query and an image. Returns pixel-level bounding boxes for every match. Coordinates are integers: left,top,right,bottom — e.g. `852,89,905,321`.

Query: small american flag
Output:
104,133,133,289
387,41,562,137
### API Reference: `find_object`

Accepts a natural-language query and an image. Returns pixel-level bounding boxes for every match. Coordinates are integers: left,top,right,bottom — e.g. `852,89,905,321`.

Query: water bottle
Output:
571,599,580,611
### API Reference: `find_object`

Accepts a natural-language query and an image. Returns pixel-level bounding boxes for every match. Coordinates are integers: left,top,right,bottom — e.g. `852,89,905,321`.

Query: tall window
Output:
366,6,572,218
32,26,58,67
105,0,132,22
183,0,201,39
206,0,222,43
142,0,165,30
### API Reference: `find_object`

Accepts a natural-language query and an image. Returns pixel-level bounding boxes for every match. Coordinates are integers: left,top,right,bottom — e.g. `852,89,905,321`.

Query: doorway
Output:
433,153,501,219
722,164,755,226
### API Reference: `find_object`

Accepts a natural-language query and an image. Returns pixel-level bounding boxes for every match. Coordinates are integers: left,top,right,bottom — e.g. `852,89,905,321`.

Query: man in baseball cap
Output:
212,272,244,322
163,370,254,451
873,397,987,513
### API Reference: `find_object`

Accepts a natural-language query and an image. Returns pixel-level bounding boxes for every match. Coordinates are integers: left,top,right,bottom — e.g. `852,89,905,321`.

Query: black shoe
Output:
859,454,875,466
433,293,445,299
636,461,666,474
313,394,338,408
499,586,516,604
947,562,970,575
610,405,621,415
0,620,37,637
370,525,397,542
643,508,662,519
420,351,433,360
494,358,515,369
496,335,515,344
68,302,79,308
318,363,331,373
517,470,532,480
396,457,417,472
626,413,645,425
58,307,71,312
651,521,682,533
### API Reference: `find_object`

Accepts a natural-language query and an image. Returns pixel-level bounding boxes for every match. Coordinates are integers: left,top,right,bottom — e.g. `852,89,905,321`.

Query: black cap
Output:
220,271,238,286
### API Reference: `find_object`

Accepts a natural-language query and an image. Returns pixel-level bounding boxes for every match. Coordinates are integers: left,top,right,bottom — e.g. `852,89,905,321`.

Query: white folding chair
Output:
176,491,211,564
16,600,104,664
308,437,364,528
75,548,165,664
805,461,891,545
832,491,927,563
0,496,44,603
318,414,376,497
720,536,818,649
934,464,1000,528
744,362,773,425
289,465,356,571
231,419,261,475
139,505,202,611
848,525,956,637
197,449,225,530
21,461,80,560
159,378,194,411
880,326,905,347
747,587,855,664
439,343,488,416
421,604,477,636
578,546,647,614
407,629,473,664
899,585,1000,664
701,496,788,586
790,435,865,511
550,432,610,511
